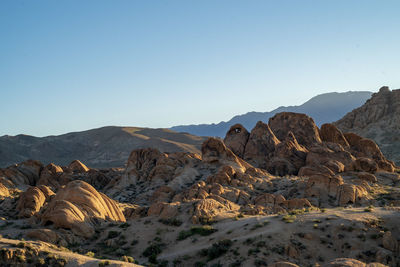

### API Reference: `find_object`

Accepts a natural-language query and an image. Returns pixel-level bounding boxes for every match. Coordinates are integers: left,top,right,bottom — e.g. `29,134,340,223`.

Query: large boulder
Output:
202,138,250,171
243,121,280,168
41,180,125,238
320,123,350,148
268,112,322,147
17,186,54,218
68,160,90,173
224,124,250,158
268,132,308,175
37,163,70,190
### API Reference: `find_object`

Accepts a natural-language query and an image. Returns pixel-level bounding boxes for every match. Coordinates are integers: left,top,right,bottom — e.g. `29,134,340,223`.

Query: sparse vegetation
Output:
177,225,217,240
159,218,183,226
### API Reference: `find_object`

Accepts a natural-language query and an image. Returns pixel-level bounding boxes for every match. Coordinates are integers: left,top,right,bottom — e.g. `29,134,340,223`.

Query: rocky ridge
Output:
335,86,400,165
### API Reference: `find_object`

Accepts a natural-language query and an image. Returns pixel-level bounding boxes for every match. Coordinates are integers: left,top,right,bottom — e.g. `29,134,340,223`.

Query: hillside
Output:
0,126,206,168
171,91,373,137
335,86,400,165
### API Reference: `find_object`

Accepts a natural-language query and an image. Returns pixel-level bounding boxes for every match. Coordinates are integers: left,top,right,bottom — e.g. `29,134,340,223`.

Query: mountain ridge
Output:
171,91,373,137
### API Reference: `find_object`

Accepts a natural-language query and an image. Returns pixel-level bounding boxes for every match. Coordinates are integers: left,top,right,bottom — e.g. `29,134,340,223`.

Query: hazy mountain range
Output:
171,91,373,137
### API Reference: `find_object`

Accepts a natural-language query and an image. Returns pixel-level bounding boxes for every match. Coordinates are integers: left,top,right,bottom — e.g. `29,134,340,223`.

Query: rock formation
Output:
40,180,125,237
335,86,400,165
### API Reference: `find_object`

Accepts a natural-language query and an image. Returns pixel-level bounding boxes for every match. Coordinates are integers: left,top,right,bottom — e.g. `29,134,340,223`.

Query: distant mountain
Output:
0,126,206,168
171,91,373,137
335,86,400,165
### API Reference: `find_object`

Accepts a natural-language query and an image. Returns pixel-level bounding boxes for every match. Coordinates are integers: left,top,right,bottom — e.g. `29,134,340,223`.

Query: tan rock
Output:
0,182,9,197
16,186,54,218
41,180,125,238
326,258,366,267
243,121,280,168
224,124,250,158
320,123,350,148
68,160,89,172
147,202,179,219
268,112,322,147
26,229,60,245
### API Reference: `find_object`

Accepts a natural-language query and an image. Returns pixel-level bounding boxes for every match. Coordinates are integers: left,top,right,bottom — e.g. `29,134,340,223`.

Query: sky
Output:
1,1,400,137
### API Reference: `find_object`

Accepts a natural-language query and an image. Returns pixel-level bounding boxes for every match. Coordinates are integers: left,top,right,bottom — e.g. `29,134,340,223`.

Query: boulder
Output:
202,138,250,171
26,229,61,245
0,182,9,197
320,123,350,148
382,231,398,252
192,198,240,224
41,180,125,238
268,132,308,175
68,160,89,172
147,202,179,219
224,124,250,158
243,121,280,168
37,163,69,190
17,186,54,218
268,112,322,147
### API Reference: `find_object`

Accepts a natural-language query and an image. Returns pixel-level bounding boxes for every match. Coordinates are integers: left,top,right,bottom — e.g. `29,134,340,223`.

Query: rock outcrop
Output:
335,86,400,165
40,180,125,237
17,186,54,218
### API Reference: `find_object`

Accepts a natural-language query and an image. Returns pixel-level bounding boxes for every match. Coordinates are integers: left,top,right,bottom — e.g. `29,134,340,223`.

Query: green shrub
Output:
177,225,217,240
85,251,95,258
159,218,183,226
282,215,296,223
202,239,233,260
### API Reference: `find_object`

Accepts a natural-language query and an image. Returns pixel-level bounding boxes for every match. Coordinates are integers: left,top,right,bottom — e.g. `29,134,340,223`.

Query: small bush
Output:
177,225,217,240
85,251,95,258
282,215,296,223
98,261,110,266
159,218,183,226
202,239,233,260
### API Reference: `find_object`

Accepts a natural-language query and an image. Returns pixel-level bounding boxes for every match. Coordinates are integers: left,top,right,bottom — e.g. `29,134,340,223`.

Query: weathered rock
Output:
382,231,398,252
268,132,308,175
335,86,400,165
37,163,69,190
268,112,322,147
192,198,240,223
352,157,378,173
243,121,280,168
224,124,250,158
320,123,350,148
147,202,179,219
337,184,368,206
68,160,89,172
17,186,54,218
202,138,250,171
305,146,355,174
0,182,9,197
41,180,125,237
26,229,61,245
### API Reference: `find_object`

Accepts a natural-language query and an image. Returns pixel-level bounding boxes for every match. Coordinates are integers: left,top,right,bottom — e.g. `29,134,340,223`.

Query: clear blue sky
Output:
1,0,400,137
